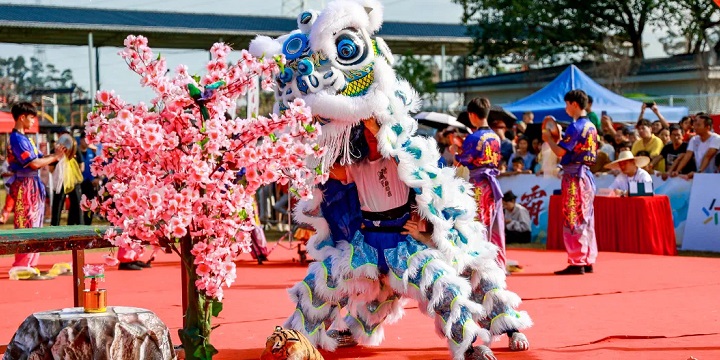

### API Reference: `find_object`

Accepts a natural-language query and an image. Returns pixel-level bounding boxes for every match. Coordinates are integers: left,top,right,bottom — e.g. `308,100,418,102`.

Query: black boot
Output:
554,265,585,275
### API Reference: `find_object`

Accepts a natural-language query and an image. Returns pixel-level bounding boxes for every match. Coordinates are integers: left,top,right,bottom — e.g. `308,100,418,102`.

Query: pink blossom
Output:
83,264,105,277
196,263,211,276
84,35,322,301
103,255,120,267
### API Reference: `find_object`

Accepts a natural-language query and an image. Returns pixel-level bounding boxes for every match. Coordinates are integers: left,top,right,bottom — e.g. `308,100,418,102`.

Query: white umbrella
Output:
413,112,468,131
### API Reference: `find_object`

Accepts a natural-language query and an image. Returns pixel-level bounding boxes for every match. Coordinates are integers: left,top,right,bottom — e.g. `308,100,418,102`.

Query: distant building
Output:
436,53,720,114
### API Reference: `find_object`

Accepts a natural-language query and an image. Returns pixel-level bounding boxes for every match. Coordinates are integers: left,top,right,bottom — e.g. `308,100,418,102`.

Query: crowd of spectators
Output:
436,102,720,179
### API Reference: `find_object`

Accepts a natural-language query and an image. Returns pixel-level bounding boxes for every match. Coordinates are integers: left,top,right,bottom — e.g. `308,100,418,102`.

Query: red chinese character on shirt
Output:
519,185,547,226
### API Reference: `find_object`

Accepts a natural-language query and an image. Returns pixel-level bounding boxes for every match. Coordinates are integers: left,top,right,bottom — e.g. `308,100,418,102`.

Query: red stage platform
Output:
2,246,719,359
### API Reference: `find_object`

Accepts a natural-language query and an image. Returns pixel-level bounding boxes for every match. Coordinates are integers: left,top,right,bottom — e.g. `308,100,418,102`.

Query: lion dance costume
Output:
250,1,532,358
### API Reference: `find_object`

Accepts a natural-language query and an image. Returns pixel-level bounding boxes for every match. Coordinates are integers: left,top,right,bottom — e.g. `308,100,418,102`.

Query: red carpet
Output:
2,247,719,359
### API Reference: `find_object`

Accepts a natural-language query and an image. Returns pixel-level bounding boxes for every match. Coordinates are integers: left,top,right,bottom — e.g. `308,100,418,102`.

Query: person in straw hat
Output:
605,150,652,196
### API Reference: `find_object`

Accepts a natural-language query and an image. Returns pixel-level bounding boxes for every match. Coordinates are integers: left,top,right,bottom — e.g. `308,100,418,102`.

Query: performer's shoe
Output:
584,265,594,273
509,332,529,351
464,345,497,360
118,262,143,271
132,260,152,268
8,266,56,280
554,265,585,275
48,263,73,276
327,329,357,348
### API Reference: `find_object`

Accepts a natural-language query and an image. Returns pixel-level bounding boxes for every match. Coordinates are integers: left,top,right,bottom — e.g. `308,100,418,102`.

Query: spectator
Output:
508,136,536,172
618,141,633,153
531,138,541,155
679,116,695,142
590,137,612,174
651,121,664,136
628,129,638,144
635,150,655,173
499,157,532,177
639,102,670,131
78,133,98,225
601,134,616,161
658,127,670,145
498,160,508,174
606,151,652,196
0,156,13,223
658,125,695,179
632,119,665,172
50,133,84,226
671,114,720,176
516,111,534,134
612,126,631,154
600,113,615,136
490,120,514,162
536,138,560,178
502,191,532,244
586,95,601,131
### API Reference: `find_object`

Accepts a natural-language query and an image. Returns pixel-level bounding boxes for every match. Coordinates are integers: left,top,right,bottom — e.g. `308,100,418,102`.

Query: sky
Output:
0,0,670,104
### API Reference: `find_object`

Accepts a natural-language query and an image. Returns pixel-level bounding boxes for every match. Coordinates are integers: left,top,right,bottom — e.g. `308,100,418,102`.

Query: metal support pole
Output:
88,32,95,108
52,94,58,123
95,47,101,94
440,44,446,111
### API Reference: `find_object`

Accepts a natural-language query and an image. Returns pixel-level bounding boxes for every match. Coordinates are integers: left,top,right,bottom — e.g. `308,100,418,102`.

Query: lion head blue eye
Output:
300,11,313,24
279,67,294,83
297,58,314,75
333,28,368,66
282,33,308,60
337,39,357,60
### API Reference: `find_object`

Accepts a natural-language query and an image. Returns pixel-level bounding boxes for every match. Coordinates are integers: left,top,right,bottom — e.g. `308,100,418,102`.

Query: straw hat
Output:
604,150,650,170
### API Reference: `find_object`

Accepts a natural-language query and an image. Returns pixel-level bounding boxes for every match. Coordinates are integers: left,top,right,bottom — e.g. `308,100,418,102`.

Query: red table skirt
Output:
547,195,677,256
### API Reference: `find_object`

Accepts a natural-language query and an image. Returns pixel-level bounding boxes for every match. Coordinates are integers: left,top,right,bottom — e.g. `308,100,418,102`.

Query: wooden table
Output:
0,226,113,307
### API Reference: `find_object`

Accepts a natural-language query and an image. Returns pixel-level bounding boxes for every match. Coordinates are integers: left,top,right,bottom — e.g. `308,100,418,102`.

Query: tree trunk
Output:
178,236,216,360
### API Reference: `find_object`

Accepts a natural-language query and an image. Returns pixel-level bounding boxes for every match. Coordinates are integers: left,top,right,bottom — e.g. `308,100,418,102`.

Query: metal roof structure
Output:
0,4,472,55
436,54,718,92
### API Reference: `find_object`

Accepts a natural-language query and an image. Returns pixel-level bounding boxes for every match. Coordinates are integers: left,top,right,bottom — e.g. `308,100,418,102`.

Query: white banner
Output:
681,174,720,252
498,173,693,246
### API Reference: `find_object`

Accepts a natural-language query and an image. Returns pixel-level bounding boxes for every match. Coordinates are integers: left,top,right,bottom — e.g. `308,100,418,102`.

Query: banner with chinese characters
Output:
498,174,692,245
681,174,720,252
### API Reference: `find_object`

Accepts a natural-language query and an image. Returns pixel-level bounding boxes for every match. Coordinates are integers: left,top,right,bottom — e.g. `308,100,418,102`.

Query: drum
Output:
542,116,561,143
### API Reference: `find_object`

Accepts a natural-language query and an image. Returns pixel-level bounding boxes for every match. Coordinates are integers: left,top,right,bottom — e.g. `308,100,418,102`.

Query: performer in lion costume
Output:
250,1,532,359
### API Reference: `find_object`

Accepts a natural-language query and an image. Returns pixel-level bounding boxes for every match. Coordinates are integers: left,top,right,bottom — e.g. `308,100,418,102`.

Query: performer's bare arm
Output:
329,164,348,182
27,145,65,170
541,130,567,158
402,220,434,247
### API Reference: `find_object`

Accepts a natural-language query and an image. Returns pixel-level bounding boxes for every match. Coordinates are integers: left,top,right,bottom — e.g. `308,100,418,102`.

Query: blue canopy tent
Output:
504,65,689,123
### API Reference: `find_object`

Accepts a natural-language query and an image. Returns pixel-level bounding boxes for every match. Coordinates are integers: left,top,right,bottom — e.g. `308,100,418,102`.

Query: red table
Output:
547,195,677,255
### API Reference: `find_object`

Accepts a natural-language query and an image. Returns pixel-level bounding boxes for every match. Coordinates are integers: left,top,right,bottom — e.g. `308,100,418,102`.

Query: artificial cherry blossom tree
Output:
83,35,324,360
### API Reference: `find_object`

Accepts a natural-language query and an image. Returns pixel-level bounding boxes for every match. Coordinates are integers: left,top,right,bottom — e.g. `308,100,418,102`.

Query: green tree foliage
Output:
0,56,78,94
453,0,665,66
659,0,720,55
393,51,437,98
0,55,84,124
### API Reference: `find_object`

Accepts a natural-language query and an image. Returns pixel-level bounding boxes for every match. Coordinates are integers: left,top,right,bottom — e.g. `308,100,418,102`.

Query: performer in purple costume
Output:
456,98,506,269
542,90,599,275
